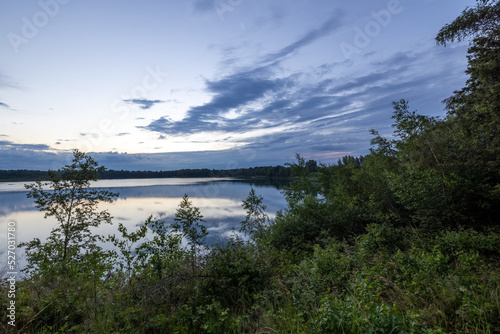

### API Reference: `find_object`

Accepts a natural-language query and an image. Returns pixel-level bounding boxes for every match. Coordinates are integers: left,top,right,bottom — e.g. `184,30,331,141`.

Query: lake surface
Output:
0,178,289,274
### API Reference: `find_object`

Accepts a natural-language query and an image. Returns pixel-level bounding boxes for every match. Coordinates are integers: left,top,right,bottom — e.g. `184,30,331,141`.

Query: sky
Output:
0,0,474,171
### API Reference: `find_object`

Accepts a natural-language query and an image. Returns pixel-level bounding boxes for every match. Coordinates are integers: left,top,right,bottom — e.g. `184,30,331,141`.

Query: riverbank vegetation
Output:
2,1,500,332
0,165,292,182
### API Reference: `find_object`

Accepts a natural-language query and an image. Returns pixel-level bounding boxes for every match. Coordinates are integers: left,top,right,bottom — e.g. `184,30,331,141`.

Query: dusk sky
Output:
1,0,473,171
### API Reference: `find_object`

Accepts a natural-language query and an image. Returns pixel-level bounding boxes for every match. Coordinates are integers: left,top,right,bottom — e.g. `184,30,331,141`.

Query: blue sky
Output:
0,0,473,170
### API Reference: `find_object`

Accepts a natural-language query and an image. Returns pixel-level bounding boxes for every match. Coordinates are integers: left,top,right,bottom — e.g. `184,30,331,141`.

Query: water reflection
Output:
0,178,289,271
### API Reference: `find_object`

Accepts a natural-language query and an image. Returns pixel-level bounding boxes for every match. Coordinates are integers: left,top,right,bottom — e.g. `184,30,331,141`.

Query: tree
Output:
436,0,500,46
436,0,500,225
19,151,118,328
109,216,183,280
283,154,317,207
240,188,269,241
138,216,183,279
436,0,500,163
305,159,318,173
172,194,208,273
22,150,118,274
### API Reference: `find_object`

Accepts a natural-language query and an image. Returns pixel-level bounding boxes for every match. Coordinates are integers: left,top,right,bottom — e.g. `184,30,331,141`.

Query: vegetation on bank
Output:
0,165,293,182
2,1,500,332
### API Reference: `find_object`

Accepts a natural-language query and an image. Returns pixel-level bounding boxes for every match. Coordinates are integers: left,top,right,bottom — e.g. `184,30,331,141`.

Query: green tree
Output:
22,150,118,275
370,100,466,228
172,194,208,273
436,0,500,160
138,216,183,279
283,154,317,207
18,150,118,330
436,0,500,225
107,222,148,278
240,188,269,241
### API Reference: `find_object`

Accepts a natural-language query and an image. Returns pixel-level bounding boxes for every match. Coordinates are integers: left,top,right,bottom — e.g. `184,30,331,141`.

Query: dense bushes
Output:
3,222,500,333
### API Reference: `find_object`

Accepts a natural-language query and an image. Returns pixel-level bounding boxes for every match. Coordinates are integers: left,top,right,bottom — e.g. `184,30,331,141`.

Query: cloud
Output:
0,148,65,170
191,0,214,14
139,68,293,135
0,143,349,171
0,101,10,109
0,21,467,172
0,140,51,151
123,99,165,110
117,132,130,136
0,73,21,90
138,14,347,138
259,11,344,65
136,41,467,170
140,65,395,140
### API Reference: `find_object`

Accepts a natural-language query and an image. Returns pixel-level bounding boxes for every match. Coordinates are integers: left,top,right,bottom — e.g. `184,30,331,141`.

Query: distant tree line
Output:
0,169,50,182
0,165,293,182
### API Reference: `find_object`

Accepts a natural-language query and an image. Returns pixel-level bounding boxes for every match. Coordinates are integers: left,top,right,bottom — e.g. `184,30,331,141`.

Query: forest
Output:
1,1,500,332
0,165,293,182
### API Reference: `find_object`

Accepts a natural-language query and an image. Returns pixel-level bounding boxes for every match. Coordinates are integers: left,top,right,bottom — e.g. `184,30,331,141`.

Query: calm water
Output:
0,178,289,273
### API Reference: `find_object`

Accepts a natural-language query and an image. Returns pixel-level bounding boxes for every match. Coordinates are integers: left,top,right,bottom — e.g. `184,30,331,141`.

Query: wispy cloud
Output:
0,140,51,151
0,1,472,171
139,69,292,135
259,11,344,65
123,99,165,110
191,0,214,14
0,148,62,170
138,13,347,137
138,41,467,166
0,72,21,90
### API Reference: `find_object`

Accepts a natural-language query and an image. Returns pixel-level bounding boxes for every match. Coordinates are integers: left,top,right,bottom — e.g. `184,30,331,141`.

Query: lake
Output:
0,178,289,274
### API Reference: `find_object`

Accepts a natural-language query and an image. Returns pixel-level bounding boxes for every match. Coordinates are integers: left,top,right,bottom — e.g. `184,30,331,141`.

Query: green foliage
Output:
240,188,269,241
109,216,183,280
283,154,318,206
190,240,278,333
172,194,208,252
0,165,292,182
437,0,500,224
392,99,438,143
138,216,184,279
370,97,499,228
267,194,334,255
268,151,402,254
314,288,417,334
171,194,208,277
21,150,118,275
436,0,500,46
289,225,500,333
108,221,149,277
